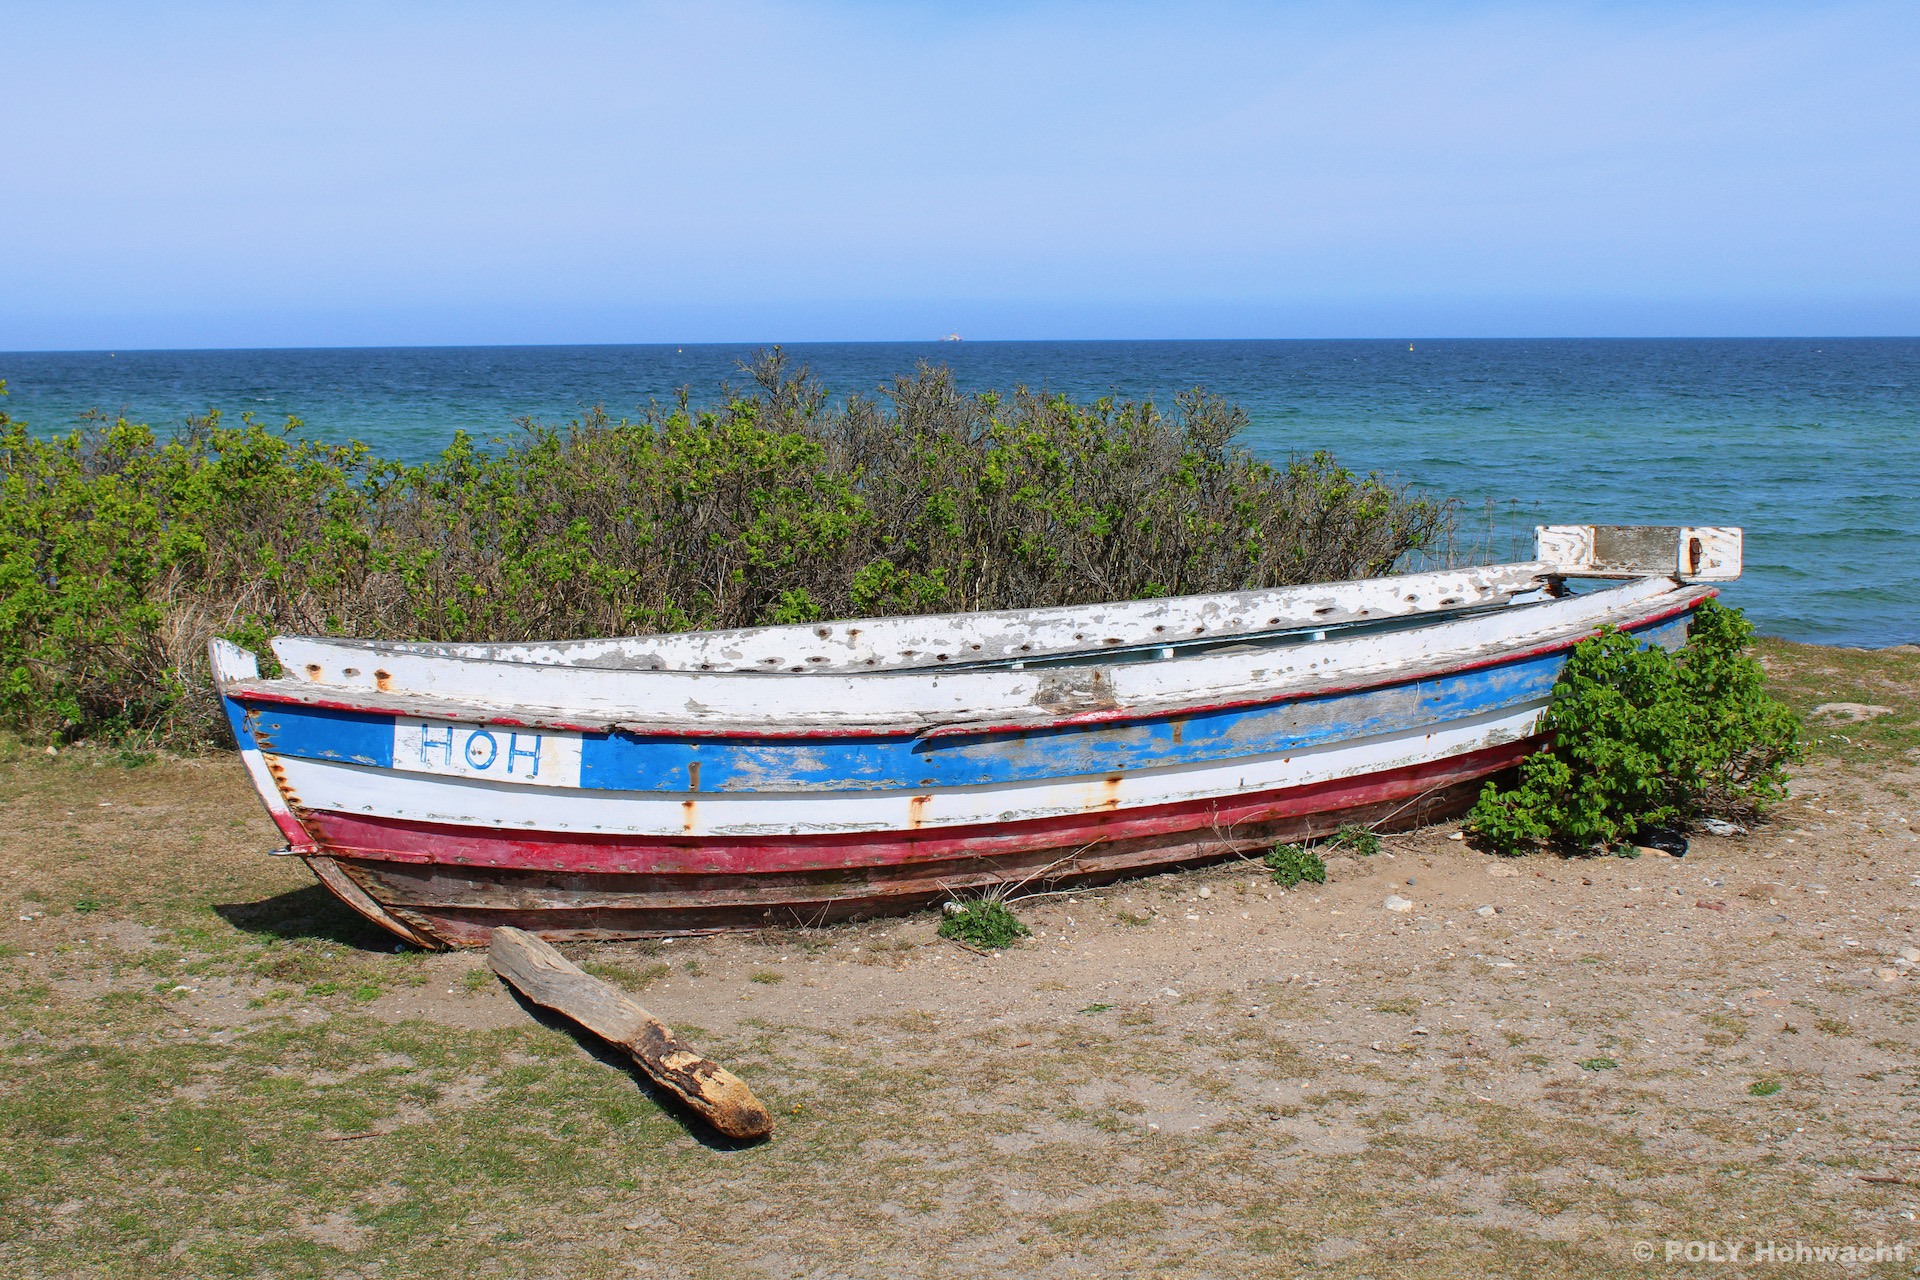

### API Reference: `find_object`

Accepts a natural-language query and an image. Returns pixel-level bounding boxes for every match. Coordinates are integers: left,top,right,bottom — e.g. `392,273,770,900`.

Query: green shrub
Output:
1264,843,1327,887
1465,600,1802,856
938,900,1031,949
0,358,1453,747
1327,825,1380,856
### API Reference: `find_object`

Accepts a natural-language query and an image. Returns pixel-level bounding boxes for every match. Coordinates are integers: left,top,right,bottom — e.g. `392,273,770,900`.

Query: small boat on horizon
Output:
212,524,1741,948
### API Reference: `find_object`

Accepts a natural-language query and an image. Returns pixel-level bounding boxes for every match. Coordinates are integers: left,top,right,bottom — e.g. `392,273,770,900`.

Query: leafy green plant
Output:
1466,600,1802,855
0,359,1453,747
1264,843,1327,887
1576,1057,1618,1071
937,900,1031,949
1327,825,1380,856
1748,1079,1782,1097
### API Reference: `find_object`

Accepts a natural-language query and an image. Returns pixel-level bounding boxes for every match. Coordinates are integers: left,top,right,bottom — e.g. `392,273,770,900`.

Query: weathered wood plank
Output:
486,927,772,1140
273,561,1552,680
1535,524,1741,581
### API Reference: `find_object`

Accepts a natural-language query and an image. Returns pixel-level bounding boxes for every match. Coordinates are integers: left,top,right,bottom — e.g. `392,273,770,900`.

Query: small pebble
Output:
1447,831,1465,840
1384,895,1414,913
1902,947,1920,963
1197,887,1212,899
1475,905,1497,918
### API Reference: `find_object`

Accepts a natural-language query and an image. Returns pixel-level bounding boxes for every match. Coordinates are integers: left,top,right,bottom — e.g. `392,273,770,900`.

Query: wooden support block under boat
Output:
487,926,772,1140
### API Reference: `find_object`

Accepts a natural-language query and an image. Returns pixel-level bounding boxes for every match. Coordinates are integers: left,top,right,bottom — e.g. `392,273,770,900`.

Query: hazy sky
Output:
5,1,1917,348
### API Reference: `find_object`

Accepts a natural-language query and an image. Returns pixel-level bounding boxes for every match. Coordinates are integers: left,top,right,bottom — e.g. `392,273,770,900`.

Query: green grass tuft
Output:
1264,843,1326,887
1328,825,1381,856
937,900,1030,949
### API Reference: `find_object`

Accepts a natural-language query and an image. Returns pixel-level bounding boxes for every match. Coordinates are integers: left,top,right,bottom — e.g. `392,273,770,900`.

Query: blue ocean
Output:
3,339,1914,648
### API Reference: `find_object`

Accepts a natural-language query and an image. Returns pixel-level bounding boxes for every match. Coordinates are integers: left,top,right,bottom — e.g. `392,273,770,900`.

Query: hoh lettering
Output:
394,719,583,787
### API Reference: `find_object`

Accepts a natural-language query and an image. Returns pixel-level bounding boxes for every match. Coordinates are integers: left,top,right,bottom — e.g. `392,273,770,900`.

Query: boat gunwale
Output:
274,560,1560,676
219,580,1717,741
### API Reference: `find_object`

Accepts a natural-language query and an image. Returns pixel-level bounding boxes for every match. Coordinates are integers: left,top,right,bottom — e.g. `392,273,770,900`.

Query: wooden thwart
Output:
487,926,773,1140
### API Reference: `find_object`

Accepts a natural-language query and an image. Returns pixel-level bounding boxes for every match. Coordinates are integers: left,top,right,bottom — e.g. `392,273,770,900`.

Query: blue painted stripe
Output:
251,702,396,768
241,611,1690,794
222,696,258,751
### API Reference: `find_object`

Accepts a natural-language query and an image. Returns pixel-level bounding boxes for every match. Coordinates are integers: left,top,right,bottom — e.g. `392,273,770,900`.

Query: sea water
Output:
4,338,1914,647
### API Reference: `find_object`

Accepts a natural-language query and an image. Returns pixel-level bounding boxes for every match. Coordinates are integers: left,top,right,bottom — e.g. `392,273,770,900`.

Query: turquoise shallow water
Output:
3,338,1914,647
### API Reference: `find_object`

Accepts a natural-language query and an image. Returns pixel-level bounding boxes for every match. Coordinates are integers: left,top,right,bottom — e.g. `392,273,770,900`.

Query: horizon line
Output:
6,334,1919,358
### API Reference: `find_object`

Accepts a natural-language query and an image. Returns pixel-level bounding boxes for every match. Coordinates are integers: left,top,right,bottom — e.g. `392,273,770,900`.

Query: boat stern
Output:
1536,524,1742,582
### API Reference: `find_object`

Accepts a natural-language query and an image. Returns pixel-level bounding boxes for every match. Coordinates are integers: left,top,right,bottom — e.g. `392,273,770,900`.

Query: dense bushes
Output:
1465,600,1803,854
0,354,1452,747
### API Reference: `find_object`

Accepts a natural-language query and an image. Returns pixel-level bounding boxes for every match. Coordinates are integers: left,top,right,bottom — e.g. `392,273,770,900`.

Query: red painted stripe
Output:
231,590,1710,742
297,737,1537,876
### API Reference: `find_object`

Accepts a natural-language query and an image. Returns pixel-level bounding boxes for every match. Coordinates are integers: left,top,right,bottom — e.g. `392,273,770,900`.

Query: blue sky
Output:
4,1,1917,348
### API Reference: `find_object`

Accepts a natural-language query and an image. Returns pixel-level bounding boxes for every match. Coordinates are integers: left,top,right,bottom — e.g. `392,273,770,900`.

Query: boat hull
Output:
301,737,1528,944
217,590,1705,947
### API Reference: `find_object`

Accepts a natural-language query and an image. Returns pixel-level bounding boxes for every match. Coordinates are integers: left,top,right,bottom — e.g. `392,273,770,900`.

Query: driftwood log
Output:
487,927,773,1140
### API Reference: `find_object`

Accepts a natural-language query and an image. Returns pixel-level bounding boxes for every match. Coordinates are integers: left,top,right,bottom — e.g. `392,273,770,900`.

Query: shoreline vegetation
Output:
0,351,1451,749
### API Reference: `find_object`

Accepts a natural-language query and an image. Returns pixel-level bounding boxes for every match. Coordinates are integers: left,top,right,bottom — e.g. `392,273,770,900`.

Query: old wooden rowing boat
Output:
212,524,1741,948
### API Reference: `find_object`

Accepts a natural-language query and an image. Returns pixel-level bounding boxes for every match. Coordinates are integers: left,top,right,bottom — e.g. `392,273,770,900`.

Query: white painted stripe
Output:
237,748,296,819
393,718,583,786
267,700,1546,839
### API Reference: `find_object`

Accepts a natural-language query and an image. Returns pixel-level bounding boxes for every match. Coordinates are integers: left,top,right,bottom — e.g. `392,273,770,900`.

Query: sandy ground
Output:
5,743,1920,1276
